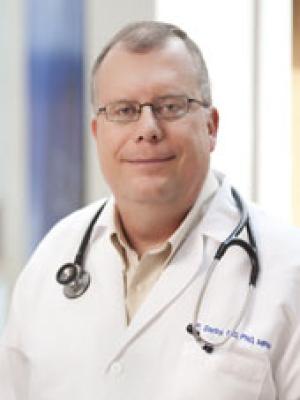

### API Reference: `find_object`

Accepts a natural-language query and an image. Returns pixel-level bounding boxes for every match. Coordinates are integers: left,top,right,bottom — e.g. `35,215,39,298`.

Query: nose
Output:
134,105,164,143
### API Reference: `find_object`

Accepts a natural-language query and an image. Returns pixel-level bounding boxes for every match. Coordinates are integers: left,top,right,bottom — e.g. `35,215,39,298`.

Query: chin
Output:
124,185,184,206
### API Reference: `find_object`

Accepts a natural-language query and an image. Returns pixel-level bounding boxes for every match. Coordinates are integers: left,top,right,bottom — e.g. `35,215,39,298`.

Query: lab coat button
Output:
110,362,123,375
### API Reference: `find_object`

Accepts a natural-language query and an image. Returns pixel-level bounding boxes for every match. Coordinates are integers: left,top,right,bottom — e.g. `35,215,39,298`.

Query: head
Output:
91,21,212,110
91,21,219,210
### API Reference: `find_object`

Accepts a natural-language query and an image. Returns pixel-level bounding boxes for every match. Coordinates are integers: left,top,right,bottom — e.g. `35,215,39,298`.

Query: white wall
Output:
255,0,292,221
0,0,27,327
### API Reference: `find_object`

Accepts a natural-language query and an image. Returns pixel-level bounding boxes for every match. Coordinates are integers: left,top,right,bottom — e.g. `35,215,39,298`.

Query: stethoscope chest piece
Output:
56,263,90,299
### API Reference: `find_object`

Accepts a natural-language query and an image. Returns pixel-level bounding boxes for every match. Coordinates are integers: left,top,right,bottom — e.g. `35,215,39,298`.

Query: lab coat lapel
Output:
87,234,130,369
91,234,127,325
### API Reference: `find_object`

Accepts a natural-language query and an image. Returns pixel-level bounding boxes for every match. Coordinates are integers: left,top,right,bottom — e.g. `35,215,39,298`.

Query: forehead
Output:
94,39,200,102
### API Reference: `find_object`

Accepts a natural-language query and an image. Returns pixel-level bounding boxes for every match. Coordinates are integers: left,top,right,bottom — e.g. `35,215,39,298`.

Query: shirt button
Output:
110,361,123,375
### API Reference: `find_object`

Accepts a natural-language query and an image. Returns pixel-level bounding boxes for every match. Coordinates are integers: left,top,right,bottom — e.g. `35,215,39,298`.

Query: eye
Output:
163,102,181,112
115,103,137,116
155,97,185,116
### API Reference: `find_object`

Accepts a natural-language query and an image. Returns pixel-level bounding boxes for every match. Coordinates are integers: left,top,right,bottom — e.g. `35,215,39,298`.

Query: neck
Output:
116,197,196,257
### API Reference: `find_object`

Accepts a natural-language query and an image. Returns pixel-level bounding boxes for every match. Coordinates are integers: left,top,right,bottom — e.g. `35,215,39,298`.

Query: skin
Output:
91,38,219,256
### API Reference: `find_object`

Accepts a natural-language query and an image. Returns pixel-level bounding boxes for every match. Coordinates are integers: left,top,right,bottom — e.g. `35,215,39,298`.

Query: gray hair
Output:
91,21,212,109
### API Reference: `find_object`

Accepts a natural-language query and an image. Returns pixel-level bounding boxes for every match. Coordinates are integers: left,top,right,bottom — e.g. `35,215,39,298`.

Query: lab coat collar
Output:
198,172,241,243
89,195,116,244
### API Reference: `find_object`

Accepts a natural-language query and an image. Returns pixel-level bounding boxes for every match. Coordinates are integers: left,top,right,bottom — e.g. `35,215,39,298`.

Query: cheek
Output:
174,120,211,178
177,119,211,159
184,138,210,172
95,126,123,164
95,131,117,179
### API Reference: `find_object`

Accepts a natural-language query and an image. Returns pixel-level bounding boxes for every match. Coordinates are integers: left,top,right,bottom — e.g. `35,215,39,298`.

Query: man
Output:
1,21,300,399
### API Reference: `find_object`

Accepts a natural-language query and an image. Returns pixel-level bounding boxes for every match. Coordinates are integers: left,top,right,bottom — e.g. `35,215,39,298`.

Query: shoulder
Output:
4,199,108,331
248,203,300,253
247,203,300,293
45,199,106,239
18,199,108,280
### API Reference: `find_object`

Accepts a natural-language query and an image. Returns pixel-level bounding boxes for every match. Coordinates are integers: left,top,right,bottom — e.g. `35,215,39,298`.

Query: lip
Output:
124,155,176,163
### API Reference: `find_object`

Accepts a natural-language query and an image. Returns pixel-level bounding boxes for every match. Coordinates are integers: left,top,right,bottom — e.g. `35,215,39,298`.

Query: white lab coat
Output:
1,176,300,400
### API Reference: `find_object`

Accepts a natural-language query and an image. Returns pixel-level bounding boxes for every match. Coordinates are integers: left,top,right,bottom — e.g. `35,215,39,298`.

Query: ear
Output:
207,107,219,152
91,118,98,139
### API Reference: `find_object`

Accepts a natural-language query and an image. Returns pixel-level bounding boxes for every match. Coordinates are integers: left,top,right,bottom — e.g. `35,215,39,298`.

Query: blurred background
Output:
0,0,299,331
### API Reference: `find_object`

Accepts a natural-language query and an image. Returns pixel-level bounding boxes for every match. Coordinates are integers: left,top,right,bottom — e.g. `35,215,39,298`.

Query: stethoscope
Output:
56,187,260,353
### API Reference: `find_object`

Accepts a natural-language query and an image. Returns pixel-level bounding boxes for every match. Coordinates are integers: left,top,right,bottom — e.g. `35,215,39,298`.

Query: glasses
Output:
96,95,210,123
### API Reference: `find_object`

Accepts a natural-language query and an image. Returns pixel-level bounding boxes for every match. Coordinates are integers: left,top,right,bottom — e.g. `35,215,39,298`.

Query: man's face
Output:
91,39,218,207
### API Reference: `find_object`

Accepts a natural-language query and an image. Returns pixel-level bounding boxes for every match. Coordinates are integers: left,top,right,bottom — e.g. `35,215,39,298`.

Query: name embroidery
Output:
194,322,272,350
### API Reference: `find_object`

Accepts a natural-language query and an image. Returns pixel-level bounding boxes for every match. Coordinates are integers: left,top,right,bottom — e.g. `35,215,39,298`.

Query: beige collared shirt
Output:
111,170,219,323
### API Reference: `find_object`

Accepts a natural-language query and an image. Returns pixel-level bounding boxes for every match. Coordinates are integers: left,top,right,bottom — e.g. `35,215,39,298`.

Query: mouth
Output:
125,155,176,164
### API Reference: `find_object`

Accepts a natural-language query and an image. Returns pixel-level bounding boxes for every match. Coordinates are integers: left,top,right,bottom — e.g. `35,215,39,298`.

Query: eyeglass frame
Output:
95,95,210,123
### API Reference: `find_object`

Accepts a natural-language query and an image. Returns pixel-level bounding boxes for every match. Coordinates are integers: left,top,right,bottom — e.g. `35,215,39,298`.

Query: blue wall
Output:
26,0,84,250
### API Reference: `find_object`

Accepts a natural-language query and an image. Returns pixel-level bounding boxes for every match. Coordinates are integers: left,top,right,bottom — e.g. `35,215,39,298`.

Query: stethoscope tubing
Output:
74,201,107,266
189,259,255,351
186,188,260,352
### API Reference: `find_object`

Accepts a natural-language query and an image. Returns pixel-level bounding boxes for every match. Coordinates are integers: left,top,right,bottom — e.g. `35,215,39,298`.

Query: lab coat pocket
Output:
169,341,270,400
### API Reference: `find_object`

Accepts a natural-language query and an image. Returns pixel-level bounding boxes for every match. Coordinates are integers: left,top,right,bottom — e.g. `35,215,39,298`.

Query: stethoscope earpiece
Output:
186,323,194,335
186,323,215,353
202,343,214,353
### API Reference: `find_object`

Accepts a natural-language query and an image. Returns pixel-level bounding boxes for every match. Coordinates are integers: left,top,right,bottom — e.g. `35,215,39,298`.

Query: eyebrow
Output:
105,93,189,104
